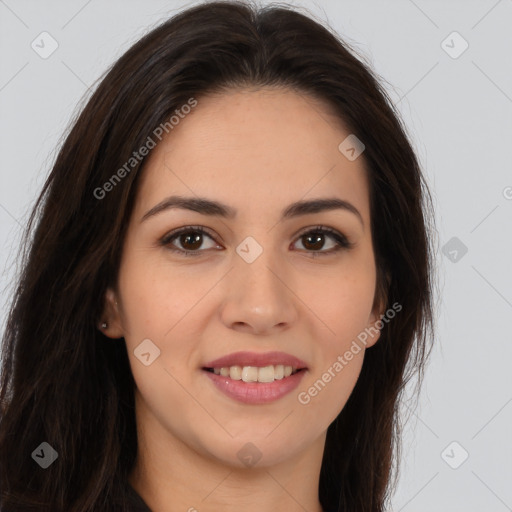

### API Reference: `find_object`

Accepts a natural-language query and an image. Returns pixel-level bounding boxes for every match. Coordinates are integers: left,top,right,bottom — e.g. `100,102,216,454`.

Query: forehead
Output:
134,87,370,225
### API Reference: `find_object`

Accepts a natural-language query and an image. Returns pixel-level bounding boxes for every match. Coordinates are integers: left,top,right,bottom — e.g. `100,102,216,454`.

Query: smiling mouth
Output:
203,365,304,383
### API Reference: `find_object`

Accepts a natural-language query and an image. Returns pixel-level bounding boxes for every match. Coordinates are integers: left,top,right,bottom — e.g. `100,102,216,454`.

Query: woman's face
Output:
104,87,384,468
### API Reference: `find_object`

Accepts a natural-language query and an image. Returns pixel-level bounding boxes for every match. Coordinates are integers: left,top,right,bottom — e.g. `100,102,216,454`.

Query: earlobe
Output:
98,287,124,339
365,317,382,348
364,298,386,349
365,271,391,348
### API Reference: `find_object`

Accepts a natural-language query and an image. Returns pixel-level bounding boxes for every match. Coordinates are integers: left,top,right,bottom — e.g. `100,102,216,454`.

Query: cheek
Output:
115,260,200,412
301,357,364,436
118,259,207,429
294,259,375,418
301,258,377,345
299,352,364,410
117,251,207,341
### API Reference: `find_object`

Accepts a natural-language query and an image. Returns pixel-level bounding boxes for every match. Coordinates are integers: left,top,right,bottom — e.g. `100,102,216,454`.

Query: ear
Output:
98,287,124,339
364,272,390,348
364,301,385,348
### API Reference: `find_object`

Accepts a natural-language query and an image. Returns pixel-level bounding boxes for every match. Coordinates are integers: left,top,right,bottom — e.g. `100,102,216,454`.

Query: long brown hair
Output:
0,1,436,510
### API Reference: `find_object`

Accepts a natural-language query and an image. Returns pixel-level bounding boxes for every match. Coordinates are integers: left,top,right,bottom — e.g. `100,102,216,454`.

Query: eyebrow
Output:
141,195,364,227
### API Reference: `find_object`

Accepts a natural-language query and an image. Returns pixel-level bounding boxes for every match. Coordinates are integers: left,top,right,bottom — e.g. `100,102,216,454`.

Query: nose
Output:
219,244,298,336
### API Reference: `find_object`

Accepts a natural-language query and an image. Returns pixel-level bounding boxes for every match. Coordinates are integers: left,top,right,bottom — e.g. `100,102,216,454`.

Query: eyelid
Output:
160,225,221,249
160,224,353,256
292,224,354,254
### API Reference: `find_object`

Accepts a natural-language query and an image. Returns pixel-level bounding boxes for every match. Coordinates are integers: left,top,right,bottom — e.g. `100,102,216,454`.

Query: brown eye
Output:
161,227,220,256
178,232,203,251
160,225,353,258
292,226,353,257
300,232,329,251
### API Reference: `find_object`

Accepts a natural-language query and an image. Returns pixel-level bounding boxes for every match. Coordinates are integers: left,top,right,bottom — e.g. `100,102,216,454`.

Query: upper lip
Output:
203,351,308,369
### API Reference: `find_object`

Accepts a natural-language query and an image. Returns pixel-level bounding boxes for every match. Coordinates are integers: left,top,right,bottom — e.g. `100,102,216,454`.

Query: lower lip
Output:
203,369,307,404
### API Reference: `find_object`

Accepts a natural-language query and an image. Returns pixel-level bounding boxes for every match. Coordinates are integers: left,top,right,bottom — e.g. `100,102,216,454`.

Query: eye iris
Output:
180,232,202,250
303,233,324,250
171,229,336,253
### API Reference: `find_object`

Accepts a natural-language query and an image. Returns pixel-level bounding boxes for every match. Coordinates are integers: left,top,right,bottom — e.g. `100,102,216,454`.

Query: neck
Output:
128,392,327,512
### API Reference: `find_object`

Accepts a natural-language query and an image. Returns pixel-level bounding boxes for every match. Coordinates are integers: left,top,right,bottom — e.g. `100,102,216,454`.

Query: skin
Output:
102,87,385,512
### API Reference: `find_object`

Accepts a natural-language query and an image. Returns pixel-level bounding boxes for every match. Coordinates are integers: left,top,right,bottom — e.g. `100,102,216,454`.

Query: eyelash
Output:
160,225,354,258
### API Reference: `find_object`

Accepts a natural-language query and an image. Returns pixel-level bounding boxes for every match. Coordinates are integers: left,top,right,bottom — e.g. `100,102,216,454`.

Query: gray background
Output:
1,1,511,510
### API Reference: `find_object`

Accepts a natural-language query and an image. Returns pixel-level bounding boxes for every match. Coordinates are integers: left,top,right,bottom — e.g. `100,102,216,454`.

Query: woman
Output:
0,1,436,511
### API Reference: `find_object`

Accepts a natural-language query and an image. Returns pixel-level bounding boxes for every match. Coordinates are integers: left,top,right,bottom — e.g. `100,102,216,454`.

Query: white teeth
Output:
210,364,298,383
257,365,275,383
229,365,242,380
241,366,258,382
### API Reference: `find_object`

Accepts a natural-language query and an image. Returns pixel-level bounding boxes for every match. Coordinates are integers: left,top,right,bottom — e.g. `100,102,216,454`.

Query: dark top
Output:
126,482,152,511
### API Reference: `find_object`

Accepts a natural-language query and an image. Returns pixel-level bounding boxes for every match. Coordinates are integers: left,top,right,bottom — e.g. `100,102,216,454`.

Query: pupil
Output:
304,233,324,250
181,233,202,250
178,232,325,251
